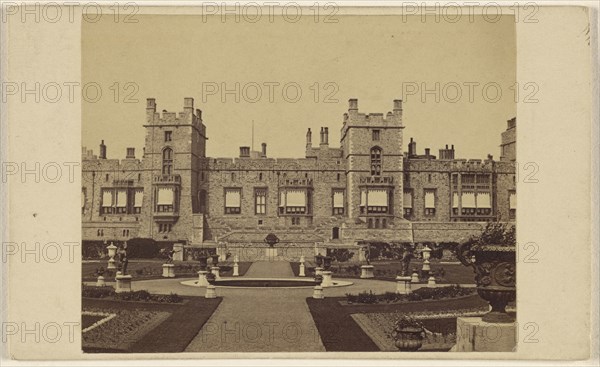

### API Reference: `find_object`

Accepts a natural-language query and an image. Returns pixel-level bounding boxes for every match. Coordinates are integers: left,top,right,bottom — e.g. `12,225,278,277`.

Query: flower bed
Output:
82,285,183,304
82,307,171,351
345,285,476,304
352,307,489,351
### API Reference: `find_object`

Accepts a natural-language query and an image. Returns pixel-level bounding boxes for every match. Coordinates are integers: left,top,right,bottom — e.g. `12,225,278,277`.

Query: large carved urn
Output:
314,254,324,267
457,243,516,323
391,316,424,352
198,254,208,271
322,256,332,270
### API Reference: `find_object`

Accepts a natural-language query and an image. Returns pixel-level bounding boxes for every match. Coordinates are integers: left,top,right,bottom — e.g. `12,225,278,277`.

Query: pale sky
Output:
82,14,515,160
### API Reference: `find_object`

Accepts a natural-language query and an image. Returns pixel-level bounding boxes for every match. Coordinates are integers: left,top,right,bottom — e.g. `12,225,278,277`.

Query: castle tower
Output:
140,97,207,243
341,99,404,221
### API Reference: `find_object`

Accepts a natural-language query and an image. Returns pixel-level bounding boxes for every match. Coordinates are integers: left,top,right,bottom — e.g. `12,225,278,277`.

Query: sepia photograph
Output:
80,9,518,353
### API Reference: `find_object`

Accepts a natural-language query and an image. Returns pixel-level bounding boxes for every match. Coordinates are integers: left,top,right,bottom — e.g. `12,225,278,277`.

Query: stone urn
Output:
457,243,516,323
391,316,424,352
322,256,332,270
315,254,323,267
314,274,323,285
205,272,217,284
211,254,219,266
198,255,208,271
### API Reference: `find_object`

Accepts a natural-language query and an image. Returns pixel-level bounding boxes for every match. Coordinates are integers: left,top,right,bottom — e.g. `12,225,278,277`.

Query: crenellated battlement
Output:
145,97,205,132
342,98,403,129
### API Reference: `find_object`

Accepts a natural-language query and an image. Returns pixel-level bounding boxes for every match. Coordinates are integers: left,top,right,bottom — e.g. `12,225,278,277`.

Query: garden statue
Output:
400,244,414,276
117,243,129,275
365,244,371,265
160,247,181,264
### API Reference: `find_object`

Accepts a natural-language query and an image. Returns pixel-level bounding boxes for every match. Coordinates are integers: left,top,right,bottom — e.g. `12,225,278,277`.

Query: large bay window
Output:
403,190,412,218
134,189,143,214
116,189,128,214
424,189,436,216
452,191,493,217
279,189,307,214
157,187,175,212
360,188,390,214
224,188,241,214
101,189,114,214
332,190,345,215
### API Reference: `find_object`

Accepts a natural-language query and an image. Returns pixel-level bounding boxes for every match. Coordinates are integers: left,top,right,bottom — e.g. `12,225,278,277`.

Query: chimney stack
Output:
408,137,416,157
348,98,358,111
306,128,312,146
126,147,135,159
184,97,194,114
320,127,325,144
146,98,156,122
99,140,106,159
324,127,329,145
261,142,267,157
239,146,250,158
425,148,430,157
393,99,403,112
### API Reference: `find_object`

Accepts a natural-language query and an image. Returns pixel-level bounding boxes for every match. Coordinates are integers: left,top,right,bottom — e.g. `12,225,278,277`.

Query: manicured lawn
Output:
306,294,487,351
82,296,222,353
82,260,252,281
291,261,476,285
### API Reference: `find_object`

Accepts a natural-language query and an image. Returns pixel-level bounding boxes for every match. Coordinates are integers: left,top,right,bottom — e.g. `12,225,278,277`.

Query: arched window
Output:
370,147,382,176
162,148,173,175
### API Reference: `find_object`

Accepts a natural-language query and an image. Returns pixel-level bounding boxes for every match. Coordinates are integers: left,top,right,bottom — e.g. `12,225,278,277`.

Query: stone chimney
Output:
239,146,250,158
348,98,358,111
261,143,267,157
425,148,431,157
393,99,402,112
306,128,312,146
184,97,194,114
146,98,156,122
320,127,325,144
408,137,416,157
323,127,329,145
99,140,106,159
126,147,135,159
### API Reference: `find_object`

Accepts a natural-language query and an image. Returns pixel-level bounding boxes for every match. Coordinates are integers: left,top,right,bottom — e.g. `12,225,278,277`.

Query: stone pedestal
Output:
205,285,217,299
162,264,175,278
314,267,323,276
411,272,420,283
396,276,412,294
422,260,431,272
427,276,436,286
115,274,132,293
299,263,306,277
96,276,105,287
233,263,239,276
197,270,209,287
321,271,333,287
265,247,277,258
360,265,374,279
173,243,184,261
453,317,517,352
107,258,116,270
312,285,324,299
211,266,221,280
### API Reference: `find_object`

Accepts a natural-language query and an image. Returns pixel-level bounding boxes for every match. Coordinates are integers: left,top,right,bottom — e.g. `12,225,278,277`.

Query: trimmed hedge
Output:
82,238,175,260
345,285,475,304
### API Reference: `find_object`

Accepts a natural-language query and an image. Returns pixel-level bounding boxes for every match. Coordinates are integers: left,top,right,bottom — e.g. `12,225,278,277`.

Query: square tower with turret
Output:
341,99,404,226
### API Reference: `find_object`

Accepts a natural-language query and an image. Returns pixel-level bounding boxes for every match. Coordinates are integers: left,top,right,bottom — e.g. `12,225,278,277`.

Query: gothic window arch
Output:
370,146,382,176
162,147,173,175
